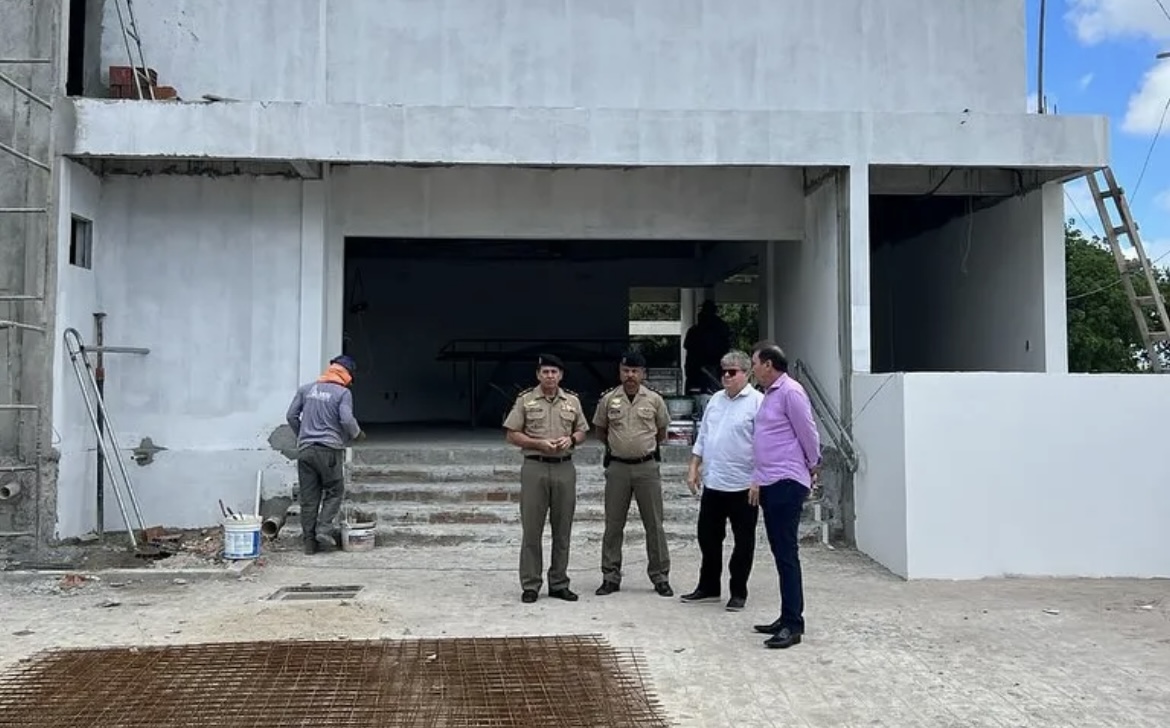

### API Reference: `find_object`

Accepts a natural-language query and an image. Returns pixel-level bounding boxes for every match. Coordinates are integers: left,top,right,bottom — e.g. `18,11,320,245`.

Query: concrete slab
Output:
0,544,1166,726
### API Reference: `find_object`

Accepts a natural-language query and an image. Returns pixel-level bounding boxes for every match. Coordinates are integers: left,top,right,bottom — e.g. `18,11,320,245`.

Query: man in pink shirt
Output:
748,342,820,649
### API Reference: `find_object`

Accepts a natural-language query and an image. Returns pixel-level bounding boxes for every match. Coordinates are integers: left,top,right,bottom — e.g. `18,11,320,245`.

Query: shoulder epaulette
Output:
515,386,536,400
561,387,578,397
601,386,620,399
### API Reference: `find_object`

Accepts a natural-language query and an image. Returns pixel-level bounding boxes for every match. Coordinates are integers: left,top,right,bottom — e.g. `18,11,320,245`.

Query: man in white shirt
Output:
681,350,764,612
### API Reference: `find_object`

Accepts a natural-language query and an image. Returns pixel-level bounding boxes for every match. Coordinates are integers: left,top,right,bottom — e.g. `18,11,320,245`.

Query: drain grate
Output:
0,635,672,727
267,584,363,601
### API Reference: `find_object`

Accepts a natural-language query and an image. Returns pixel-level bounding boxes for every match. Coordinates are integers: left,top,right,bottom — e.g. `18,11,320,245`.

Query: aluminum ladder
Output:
1085,167,1170,372
62,328,150,550
112,0,155,99
0,17,57,544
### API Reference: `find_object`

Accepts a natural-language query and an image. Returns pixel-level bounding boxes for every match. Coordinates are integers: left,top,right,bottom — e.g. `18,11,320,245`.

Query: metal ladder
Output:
62,328,150,550
1085,167,1170,372
112,0,155,99
0,14,57,544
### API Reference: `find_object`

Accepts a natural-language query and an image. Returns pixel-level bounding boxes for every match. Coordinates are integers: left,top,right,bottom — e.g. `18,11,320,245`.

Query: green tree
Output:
1064,220,1165,372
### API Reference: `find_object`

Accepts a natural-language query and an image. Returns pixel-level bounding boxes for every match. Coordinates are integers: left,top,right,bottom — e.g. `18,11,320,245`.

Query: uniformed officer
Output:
502,353,589,604
592,351,674,597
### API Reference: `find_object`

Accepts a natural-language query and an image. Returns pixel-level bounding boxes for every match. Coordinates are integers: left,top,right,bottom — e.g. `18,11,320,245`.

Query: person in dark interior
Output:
683,300,732,393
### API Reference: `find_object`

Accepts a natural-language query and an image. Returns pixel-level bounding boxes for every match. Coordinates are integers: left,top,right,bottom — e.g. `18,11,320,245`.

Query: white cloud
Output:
1123,62,1170,134
1079,72,1096,90
1157,189,1170,212
1066,0,1170,44
1026,92,1039,113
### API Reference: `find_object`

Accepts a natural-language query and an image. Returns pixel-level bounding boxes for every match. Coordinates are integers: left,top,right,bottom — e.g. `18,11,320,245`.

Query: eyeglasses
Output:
721,369,741,377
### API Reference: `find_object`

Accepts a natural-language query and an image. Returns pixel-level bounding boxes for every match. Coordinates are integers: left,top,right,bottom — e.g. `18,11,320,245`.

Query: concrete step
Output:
353,500,701,526
344,480,700,505
348,463,691,485
277,518,825,548
351,443,694,467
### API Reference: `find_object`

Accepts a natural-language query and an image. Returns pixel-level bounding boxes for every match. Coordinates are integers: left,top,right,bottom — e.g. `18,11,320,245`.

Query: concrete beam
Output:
65,100,1110,170
869,165,1085,196
289,160,322,179
629,321,682,337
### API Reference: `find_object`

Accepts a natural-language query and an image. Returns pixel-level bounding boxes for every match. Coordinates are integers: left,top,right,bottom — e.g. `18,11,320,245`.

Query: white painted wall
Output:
102,0,1025,113
53,161,102,538
53,174,311,537
870,187,1065,373
851,372,1170,580
851,373,907,577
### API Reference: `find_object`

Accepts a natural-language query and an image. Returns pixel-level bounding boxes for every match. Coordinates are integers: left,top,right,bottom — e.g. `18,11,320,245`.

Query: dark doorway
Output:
65,0,87,96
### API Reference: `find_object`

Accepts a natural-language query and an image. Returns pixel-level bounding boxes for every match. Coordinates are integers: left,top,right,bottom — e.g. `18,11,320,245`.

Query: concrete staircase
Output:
278,439,828,547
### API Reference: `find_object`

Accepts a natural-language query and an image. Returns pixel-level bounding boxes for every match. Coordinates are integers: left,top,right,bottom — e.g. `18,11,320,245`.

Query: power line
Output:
1132,94,1170,200
1154,0,1170,22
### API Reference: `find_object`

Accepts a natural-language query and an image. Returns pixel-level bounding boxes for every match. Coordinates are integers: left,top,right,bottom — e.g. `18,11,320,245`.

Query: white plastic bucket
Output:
341,521,376,552
222,516,263,559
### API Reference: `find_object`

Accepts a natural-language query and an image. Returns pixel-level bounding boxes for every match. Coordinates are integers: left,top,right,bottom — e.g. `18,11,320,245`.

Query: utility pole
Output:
1037,0,1047,113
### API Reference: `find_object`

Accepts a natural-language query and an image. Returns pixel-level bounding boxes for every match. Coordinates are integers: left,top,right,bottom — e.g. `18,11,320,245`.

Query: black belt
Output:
525,455,572,464
611,454,656,465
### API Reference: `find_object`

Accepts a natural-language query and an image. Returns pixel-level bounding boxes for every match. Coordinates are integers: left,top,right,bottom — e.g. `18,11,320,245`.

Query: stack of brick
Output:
108,66,178,100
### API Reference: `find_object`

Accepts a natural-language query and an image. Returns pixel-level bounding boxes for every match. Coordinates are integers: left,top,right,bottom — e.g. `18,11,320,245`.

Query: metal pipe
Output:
0,71,51,109
1037,0,1047,113
94,313,106,540
0,481,21,500
63,328,138,549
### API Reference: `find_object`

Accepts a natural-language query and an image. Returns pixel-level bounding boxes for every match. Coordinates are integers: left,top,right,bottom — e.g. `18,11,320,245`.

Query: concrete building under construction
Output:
2,0,1167,579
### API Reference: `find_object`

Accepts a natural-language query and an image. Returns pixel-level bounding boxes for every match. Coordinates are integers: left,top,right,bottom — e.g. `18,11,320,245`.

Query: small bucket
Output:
222,516,263,560
341,521,376,552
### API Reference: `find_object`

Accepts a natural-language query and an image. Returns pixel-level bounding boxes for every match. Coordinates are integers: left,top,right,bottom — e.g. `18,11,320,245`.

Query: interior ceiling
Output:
345,239,733,261
869,194,1008,248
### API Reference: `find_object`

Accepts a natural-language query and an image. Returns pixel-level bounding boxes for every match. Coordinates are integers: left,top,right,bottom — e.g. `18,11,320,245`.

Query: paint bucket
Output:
665,419,695,446
341,521,376,552
222,515,263,560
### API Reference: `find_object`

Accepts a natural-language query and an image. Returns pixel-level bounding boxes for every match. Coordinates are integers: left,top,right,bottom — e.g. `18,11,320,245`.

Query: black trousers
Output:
297,444,345,540
759,479,808,633
696,487,759,598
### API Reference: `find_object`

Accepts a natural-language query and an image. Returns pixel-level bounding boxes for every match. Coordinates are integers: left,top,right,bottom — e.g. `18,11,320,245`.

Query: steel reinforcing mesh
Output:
0,634,673,727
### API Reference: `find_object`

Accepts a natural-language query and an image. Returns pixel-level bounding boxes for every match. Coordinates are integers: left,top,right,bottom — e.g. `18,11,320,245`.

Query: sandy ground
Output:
1,538,1168,727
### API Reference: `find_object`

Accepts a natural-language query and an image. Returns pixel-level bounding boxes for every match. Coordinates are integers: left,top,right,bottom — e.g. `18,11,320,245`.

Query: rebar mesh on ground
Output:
0,634,672,727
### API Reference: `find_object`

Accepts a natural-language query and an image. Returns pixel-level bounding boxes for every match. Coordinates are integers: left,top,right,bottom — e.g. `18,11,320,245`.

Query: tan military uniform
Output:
592,385,672,587
503,386,589,592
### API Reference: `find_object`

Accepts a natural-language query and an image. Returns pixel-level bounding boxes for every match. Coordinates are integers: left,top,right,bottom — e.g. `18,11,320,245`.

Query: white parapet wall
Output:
853,372,1170,580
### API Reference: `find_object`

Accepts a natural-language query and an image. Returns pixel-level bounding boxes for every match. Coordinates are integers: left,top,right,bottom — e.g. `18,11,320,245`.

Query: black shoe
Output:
753,618,784,635
303,537,318,555
725,596,747,612
654,582,674,597
548,588,578,602
521,590,538,603
595,582,620,596
680,589,720,603
764,628,802,649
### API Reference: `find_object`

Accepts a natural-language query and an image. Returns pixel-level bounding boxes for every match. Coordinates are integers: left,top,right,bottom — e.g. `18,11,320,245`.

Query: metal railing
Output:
792,359,859,473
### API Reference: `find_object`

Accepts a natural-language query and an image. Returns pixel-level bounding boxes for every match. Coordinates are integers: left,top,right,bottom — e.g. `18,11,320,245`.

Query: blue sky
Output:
1031,0,1170,263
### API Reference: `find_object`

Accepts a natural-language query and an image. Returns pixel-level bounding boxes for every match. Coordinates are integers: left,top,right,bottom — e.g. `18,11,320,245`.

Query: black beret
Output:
537,353,565,370
620,351,647,368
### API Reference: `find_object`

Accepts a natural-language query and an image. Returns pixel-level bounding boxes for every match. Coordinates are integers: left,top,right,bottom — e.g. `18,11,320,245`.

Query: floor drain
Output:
268,585,363,601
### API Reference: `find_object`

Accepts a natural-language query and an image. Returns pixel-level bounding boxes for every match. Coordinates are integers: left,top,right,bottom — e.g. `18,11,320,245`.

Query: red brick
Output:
152,85,178,100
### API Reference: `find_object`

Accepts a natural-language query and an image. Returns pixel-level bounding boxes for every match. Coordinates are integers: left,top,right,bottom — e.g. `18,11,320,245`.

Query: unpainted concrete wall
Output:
869,186,1067,373
94,0,1026,113
0,0,59,539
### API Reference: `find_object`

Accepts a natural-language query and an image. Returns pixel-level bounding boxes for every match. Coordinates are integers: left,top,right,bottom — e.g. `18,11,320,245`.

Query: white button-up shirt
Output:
691,385,764,492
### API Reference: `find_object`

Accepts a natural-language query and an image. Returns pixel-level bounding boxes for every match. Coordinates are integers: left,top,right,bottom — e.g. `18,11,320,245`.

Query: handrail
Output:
793,359,859,473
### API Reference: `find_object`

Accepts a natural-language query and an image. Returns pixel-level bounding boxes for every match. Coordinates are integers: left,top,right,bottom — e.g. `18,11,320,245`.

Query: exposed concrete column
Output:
759,242,778,342
846,164,872,375
1041,183,1069,373
298,179,328,381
